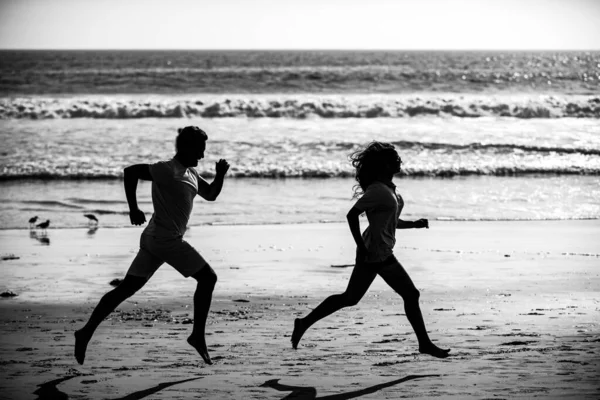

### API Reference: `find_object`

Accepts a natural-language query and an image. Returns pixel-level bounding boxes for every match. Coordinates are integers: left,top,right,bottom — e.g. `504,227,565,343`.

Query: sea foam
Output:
1,95,599,119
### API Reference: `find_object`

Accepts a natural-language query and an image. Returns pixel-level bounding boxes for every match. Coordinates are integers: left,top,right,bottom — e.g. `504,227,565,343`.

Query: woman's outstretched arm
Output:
397,218,429,229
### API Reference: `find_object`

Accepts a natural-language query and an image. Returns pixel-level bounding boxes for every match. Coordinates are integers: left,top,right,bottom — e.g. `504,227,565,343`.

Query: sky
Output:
0,0,599,50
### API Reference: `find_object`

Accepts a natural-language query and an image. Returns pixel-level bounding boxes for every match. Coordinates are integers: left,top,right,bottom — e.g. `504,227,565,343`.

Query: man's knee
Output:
205,268,218,286
192,264,217,286
118,275,147,296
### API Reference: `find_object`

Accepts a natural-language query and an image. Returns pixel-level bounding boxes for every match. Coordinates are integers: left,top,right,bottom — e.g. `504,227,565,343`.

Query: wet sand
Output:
1,221,599,399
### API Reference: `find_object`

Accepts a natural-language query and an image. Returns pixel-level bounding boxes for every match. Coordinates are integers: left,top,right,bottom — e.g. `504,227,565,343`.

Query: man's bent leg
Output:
159,239,215,364
188,265,217,365
74,275,147,365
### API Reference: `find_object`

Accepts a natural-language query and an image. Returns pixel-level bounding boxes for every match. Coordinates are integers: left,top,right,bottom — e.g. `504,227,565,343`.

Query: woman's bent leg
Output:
378,259,450,358
292,263,377,349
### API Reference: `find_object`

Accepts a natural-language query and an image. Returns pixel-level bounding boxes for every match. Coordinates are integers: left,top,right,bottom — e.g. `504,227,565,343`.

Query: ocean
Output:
0,50,599,229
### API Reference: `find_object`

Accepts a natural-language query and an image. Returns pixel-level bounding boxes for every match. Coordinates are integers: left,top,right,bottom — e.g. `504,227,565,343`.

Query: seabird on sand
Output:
28,216,39,228
36,220,50,232
84,214,99,225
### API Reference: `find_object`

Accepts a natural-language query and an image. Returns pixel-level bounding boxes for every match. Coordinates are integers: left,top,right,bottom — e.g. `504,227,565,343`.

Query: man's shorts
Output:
126,233,208,279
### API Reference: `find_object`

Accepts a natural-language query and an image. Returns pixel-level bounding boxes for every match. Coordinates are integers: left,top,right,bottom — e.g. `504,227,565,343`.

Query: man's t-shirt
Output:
143,158,201,238
354,181,404,263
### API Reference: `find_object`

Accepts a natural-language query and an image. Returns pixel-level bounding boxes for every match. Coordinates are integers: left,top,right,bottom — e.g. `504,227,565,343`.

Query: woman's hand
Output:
414,218,429,229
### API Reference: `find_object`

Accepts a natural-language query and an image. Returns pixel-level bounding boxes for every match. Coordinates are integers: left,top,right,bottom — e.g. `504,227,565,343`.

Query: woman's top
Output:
354,181,404,263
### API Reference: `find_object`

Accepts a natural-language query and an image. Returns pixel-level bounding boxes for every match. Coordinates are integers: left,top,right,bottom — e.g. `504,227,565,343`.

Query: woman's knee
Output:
341,292,361,307
402,288,420,303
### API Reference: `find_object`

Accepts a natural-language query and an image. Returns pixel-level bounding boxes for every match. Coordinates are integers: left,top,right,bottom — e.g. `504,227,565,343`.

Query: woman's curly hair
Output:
349,141,400,198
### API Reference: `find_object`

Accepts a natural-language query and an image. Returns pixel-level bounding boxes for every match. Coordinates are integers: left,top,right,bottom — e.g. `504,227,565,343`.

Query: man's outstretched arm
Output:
124,164,152,225
197,159,230,201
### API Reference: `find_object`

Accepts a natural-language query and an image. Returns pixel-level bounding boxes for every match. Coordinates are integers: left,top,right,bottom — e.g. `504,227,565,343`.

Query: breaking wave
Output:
2,166,599,180
1,138,599,179
1,95,599,119
387,141,600,156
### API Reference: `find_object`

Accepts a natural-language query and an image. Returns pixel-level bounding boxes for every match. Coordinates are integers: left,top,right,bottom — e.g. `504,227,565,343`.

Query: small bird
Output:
84,214,99,225
28,216,38,228
36,220,50,232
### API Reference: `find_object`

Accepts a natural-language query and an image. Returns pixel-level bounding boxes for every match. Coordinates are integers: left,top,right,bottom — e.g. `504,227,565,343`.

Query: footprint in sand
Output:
500,340,538,346
520,312,545,315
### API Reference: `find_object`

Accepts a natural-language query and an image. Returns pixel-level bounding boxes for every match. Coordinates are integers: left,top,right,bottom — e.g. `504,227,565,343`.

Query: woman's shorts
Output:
359,254,398,270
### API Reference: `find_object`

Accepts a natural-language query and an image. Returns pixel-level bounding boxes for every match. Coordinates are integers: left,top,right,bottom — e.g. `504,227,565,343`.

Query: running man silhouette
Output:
291,141,449,359
75,126,229,365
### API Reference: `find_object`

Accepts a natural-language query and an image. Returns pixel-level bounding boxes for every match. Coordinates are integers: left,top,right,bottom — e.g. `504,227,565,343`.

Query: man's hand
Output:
216,159,230,176
414,218,429,229
129,209,146,226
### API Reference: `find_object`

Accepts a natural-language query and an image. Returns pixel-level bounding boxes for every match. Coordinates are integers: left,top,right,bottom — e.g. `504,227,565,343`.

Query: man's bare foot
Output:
74,329,91,365
419,342,450,359
187,335,212,365
291,318,306,349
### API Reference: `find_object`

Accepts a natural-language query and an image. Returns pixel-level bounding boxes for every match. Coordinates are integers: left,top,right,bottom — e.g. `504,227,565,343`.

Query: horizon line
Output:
1,48,600,52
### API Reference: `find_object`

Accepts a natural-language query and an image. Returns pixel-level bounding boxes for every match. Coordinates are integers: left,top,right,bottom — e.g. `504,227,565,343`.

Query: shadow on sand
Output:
33,375,77,400
261,374,440,400
112,377,202,400
29,230,50,245
34,376,201,400
34,373,435,399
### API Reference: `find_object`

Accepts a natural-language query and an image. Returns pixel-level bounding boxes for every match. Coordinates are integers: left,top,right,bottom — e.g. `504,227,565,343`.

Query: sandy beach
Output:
0,220,599,399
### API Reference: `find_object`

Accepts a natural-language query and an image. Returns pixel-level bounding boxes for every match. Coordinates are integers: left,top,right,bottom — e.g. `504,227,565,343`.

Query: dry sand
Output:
0,221,599,399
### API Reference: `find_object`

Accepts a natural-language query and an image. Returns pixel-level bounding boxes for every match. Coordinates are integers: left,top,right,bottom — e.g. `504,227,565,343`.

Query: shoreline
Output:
3,214,600,228
2,175,600,230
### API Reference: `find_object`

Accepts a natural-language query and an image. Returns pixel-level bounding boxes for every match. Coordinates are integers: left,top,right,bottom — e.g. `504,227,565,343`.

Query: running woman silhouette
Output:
291,141,449,359
75,126,229,365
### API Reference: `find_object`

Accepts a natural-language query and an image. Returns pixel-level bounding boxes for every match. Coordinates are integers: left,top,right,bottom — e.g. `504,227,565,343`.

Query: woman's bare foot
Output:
187,335,212,365
419,342,450,359
74,329,91,365
291,318,306,349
